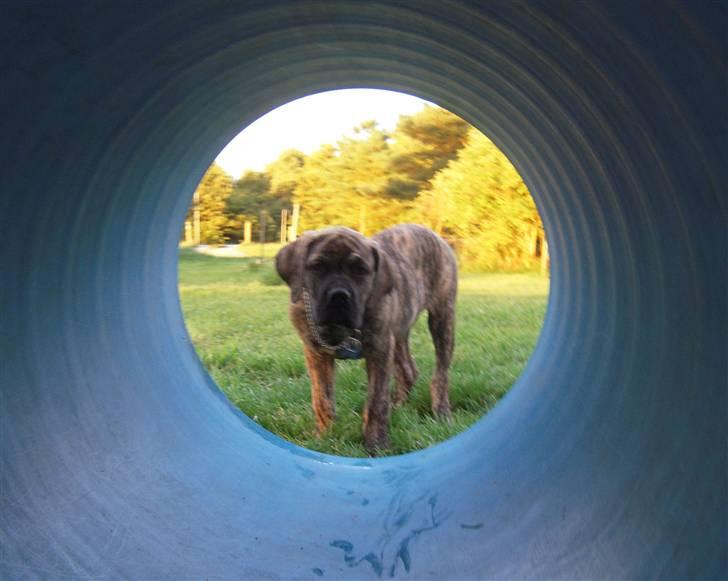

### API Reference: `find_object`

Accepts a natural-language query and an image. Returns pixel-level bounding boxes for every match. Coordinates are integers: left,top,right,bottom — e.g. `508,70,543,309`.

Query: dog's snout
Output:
327,287,351,306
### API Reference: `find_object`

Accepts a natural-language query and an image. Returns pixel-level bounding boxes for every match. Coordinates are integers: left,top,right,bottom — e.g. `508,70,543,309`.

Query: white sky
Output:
215,89,433,179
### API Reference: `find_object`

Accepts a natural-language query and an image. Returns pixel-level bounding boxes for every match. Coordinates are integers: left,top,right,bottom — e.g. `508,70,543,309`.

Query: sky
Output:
215,89,433,179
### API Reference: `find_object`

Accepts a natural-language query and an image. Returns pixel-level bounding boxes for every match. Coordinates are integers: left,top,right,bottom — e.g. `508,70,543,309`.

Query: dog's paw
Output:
433,406,453,424
314,412,336,436
363,422,390,455
364,436,390,456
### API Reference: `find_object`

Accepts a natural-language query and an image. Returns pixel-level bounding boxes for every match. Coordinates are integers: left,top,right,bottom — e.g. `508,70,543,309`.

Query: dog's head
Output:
275,227,393,345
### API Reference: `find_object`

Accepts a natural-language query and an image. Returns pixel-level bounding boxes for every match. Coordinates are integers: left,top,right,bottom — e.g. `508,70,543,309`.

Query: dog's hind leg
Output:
392,336,418,406
427,302,454,420
303,346,336,434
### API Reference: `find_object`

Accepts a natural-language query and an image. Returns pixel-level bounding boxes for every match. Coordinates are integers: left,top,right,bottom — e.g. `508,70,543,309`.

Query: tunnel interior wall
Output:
1,2,726,579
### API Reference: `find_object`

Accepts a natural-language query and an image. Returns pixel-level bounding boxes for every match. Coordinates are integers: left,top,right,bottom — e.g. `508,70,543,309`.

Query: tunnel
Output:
2,1,726,578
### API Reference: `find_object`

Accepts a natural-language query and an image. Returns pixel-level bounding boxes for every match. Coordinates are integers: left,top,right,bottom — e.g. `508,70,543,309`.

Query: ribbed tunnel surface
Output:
2,2,726,579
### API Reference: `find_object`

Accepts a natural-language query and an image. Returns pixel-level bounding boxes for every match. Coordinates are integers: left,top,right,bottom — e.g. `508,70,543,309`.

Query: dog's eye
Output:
347,262,369,276
308,261,327,272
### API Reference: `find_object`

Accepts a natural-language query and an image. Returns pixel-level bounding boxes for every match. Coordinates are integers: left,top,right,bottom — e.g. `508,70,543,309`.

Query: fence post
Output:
259,211,267,259
541,238,550,276
290,204,300,241
280,208,288,243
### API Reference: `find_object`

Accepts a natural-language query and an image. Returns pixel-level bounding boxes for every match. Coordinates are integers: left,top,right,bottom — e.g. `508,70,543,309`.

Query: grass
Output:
178,246,549,457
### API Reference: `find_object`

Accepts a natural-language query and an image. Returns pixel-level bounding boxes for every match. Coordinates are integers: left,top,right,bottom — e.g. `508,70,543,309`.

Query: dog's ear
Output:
275,234,314,302
369,242,394,303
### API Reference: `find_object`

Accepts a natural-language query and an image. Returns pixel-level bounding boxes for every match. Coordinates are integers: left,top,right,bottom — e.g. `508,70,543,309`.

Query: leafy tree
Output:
227,171,271,216
186,104,543,272
293,144,339,231
222,171,263,242
226,158,306,242
296,122,402,235
416,127,542,270
266,149,306,203
188,163,232,244
385,106,470,199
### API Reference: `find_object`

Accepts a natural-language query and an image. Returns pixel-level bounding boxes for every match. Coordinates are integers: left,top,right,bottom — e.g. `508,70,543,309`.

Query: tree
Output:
226,171,279,242
385,105,470,199
415,127,543,270
269,110,470,235
295,122,401,235
266,149,305,203
294,144,340,231
227,171,271,216
188,163,233,244
185,104,543,271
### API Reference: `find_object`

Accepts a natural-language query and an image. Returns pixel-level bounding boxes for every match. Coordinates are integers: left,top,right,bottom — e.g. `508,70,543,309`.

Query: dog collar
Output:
302,288,363,360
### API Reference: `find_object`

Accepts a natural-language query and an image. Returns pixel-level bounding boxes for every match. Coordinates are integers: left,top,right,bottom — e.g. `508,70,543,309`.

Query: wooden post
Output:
540,238,550,276
528,227,539,257
243,221,252,244
290,203,300,241
280,209,288,243
259,211,267,260
184,220,192,243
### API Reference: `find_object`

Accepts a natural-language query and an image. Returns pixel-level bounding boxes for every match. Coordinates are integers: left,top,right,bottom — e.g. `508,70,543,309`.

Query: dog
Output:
275,223,457,453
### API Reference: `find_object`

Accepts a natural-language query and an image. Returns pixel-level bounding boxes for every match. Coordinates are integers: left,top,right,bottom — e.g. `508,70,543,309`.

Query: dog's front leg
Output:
363,335,394,454
303,346,336,434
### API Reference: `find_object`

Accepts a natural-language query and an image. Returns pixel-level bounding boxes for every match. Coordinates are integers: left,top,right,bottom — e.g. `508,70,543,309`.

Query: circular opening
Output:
178,88,549,456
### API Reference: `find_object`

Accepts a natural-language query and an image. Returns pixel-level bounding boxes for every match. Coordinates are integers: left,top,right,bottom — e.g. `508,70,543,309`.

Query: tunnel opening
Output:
176,88,550,457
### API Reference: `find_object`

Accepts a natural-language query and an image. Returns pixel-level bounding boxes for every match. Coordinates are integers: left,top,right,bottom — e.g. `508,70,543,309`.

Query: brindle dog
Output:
275,224,457,453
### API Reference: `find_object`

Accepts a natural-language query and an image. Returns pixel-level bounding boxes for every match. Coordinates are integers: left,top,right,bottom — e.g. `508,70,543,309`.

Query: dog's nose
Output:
327,287,351,306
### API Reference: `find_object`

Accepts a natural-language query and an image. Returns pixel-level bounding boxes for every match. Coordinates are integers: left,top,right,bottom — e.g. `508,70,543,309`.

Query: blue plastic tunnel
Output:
2,2,726,579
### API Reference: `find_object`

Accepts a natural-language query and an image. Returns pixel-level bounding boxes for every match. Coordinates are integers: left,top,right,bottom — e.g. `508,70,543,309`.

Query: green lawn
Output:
178,247,549,456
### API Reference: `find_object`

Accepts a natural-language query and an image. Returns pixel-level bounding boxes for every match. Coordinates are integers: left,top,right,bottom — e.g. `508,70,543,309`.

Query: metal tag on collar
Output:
335,330,363,360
